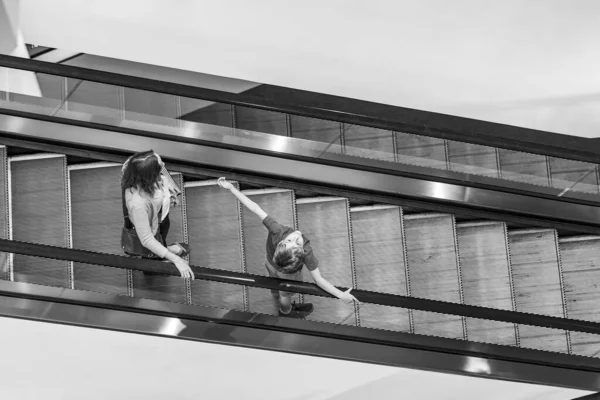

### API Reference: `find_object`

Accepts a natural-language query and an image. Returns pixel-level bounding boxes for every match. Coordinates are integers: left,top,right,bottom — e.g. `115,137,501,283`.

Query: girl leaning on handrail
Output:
120,150,194,280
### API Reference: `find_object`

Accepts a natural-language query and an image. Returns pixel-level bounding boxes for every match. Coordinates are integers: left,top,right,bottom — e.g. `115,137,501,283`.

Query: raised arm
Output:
217,178,267,221
309,268,358,304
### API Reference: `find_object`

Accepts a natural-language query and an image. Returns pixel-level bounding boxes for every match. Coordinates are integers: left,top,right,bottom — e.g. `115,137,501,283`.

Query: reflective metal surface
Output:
0,280,599,390
1,100,600,206
2,114,600,234
5,237,600,335
1,53,600,166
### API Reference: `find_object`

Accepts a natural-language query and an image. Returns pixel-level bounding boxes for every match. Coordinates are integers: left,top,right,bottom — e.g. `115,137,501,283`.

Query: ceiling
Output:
14,0,600,138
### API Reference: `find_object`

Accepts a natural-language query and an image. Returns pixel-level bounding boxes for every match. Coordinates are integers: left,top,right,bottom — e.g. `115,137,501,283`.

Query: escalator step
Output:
559,235,600,357
404,213,465,340
508,229,569,353
69,163,128,295
456,221,517,346
9,154,69,287
297,197,356,325
350,205,411,332
241,188,296,315
185,180,245,311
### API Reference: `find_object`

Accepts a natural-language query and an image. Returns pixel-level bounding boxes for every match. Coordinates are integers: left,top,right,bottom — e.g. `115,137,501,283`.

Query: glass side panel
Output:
0,68,598,202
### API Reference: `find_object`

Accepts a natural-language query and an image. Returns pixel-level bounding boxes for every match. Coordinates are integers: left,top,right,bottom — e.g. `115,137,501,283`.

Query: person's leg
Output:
277,268,313,317
264,260,283,301
264,260,313,317
278,268,302,314
279,292,293,314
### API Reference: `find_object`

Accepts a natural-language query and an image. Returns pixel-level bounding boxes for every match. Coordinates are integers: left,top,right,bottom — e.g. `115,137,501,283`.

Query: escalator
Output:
1,56,600,393
2,143,600,393
3,144,600,354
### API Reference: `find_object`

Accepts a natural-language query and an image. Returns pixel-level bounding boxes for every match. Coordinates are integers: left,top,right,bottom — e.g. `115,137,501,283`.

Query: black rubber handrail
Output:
3,237,600,336
1,54,599,164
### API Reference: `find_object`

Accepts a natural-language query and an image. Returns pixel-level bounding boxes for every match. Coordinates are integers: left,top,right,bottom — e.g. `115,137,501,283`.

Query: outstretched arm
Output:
217,178,267,221
309,268,358,304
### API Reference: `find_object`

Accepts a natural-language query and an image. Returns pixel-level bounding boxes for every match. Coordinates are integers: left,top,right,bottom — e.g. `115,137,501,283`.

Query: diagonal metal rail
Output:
2,238,600,336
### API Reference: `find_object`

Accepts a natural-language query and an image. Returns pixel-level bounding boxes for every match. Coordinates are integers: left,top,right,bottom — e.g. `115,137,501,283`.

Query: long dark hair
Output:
121,150,162,196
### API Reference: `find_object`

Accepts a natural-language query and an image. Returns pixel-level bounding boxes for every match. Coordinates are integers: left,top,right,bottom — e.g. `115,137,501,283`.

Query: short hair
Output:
273,242,305,274
121,150,162,196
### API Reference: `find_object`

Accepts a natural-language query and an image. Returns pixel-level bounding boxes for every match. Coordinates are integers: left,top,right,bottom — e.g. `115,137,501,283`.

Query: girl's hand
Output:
339,288,359,304
173,257,194,280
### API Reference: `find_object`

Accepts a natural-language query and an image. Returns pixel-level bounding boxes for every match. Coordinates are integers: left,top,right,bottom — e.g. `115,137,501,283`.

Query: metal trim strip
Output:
404,213,450,220
399,206,415,334
451,214,468,340
456,221,504,228
508,228,556,236
8,153,65,162
560,236,600,243
0,282,599,390
296,197,348,204
504,222,521,347
350,204,400,212
2,115,600,234
236,180,249,312
184,180,221,188
67,162,120,170
555,229,573,354
242,188,291,196
6,157,12,281
65,158,74,290
2,146,10,281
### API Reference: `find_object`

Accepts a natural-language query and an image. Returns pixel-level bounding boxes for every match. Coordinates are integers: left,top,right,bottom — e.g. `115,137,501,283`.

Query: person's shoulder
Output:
124,186,139,197
125,188,146,205
262,215,276,228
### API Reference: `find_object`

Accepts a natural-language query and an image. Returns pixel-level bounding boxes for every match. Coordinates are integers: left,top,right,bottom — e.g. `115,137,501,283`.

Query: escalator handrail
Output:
0,54,598,165
3,237,600,336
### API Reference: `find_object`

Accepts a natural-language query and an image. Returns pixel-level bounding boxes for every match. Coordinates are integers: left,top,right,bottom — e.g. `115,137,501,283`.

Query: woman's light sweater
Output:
125,177,171,258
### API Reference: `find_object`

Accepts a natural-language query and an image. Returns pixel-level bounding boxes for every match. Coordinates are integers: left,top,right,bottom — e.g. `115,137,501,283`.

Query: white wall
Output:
16,0,600,137
0,316,591,399
0,0,40,96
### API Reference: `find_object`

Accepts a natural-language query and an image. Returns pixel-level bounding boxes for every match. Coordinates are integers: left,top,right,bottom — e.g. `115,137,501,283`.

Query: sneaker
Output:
279,302,314,318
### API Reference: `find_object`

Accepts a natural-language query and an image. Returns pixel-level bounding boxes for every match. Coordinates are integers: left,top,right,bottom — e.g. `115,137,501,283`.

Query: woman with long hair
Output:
121,150,194,279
